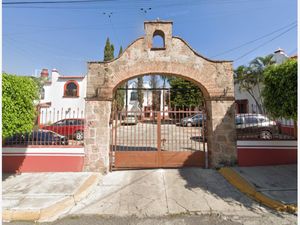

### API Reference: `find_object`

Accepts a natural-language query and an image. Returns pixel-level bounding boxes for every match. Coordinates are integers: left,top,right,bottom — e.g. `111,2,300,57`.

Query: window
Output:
235,117,243,125
130,91,138,101
245,117,258,124
41,88,45,100
235,100,248,113
152,30,165,49
54,120,66,126
64,81,79,97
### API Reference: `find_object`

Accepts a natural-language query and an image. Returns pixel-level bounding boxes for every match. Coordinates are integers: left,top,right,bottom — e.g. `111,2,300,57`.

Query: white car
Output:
121,115,138,125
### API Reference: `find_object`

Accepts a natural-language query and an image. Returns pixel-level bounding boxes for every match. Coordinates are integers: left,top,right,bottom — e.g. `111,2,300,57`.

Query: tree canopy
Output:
2,73,40,138
104,37,114,61
262,59,297,120
168,77,203,109
112,45,125,111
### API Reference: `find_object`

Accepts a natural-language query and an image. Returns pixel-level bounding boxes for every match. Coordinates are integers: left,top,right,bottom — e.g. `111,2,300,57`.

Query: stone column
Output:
83,100,112,173
205,99,237,167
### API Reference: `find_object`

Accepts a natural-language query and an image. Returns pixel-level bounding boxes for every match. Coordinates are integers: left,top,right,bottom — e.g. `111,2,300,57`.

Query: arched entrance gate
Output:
84,20,237,172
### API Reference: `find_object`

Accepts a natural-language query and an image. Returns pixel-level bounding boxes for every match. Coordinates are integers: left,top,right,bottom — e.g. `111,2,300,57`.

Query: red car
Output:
42,119,84,141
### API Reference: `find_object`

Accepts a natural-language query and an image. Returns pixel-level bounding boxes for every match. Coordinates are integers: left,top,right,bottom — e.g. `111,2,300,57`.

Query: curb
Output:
219,167,297,214
3,173,101,222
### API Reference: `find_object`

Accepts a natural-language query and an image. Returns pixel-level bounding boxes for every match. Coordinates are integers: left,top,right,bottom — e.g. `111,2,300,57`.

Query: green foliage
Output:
234,54,275,114
118,46,123,57
111,44,124,111
137,77,144,109
114,87,125,111
2,73,40,138
104,37,114,61
168,77,203,109
262,59,297,120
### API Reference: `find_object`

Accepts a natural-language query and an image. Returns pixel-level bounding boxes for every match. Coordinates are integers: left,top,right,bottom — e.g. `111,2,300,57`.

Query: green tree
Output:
104,37,114,61
118,46,123,57
2,73,40,138
234,55,274,114
262,59,297,121
168,77,203,109
137,77,144,109
113,45,125,111
249,54,275,113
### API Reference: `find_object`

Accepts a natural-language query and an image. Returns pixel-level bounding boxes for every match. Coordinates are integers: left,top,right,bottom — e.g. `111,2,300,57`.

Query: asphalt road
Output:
2,215,245,225
4,213,297,225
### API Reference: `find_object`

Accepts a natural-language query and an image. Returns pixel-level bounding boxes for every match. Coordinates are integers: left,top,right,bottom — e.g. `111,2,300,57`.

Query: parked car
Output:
121,115,138,125
180,113,206,127
236,114,279,140
4,130,68,146
42,118,84,141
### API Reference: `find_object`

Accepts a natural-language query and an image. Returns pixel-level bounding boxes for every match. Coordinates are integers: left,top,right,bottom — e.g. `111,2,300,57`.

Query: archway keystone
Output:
84,20,237,172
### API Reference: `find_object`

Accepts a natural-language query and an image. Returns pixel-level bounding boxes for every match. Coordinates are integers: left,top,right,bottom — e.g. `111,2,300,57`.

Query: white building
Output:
124,79,168,117
38,69,87,125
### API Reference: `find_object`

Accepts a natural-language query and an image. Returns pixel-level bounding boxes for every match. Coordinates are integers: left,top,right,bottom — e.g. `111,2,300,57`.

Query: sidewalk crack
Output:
162,171,169,214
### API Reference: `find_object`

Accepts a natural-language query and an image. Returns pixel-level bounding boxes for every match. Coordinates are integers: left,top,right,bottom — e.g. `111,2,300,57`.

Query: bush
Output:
2,73,40,138
263,59,297,120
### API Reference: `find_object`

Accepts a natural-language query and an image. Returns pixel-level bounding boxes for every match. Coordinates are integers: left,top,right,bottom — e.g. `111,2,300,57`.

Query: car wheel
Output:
259,130,272,140
74,131,84,141
187,122,192,127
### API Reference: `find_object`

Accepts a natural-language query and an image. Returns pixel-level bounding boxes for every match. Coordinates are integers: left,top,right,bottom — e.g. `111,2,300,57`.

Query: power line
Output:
234,25,296,61
3,0,113,5
212,21,297,58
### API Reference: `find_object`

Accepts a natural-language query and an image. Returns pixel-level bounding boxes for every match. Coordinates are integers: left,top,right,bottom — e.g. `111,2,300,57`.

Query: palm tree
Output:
249,54,275,113
234,65,264,114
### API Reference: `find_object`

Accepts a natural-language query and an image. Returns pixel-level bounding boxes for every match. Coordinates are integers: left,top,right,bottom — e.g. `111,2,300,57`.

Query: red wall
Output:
237,140,297,166
3,156,84,172
2,147,84,173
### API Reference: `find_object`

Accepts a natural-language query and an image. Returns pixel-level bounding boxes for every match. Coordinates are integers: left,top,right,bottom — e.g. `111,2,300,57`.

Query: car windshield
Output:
236,117,243,125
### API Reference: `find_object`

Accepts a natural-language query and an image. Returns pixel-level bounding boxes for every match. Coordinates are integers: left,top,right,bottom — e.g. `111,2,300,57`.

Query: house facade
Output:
38,69,87,125
124,79,168,117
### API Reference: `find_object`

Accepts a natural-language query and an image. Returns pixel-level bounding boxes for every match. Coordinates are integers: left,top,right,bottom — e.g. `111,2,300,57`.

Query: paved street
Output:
4,213,297,225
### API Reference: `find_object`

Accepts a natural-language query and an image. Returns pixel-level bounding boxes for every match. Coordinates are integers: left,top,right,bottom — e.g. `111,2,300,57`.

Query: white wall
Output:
40,70,87,124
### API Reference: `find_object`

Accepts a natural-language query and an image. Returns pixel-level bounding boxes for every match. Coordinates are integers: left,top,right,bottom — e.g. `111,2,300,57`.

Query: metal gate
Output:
110,110,207,169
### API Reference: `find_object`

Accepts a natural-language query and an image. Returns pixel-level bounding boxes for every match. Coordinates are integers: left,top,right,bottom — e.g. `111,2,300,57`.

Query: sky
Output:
3,0,297,77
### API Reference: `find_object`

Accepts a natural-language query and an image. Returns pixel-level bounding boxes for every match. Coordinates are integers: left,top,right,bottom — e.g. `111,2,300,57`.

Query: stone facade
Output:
83,100,111,173
84,20,237,172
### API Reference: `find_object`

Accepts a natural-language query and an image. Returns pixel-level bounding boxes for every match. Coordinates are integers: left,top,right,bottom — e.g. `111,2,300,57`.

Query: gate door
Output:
110,110,207,169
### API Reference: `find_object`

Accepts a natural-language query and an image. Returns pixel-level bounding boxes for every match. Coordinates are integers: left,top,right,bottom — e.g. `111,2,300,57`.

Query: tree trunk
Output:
247,89,263,114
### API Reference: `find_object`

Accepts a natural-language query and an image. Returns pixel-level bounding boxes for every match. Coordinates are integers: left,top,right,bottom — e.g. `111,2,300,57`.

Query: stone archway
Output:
84,20,237,172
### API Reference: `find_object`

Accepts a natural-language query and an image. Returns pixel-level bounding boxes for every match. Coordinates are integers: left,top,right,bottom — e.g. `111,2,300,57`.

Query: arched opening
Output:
64,80,79,97
111,74,207,169
152,30,165,49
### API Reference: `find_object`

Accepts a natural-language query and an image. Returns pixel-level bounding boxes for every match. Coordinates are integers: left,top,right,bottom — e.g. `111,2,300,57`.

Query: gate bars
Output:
110,109,207,169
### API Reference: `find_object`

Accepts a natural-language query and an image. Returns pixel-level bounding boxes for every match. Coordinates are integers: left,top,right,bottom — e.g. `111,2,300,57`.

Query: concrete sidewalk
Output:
220,164,297,213
2,173,101,222
233,165,297,205
69,169,268,217
2,166,297,224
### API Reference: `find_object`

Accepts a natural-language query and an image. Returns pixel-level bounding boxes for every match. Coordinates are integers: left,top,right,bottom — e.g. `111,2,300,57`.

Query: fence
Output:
3,108,85,147
236,113,296,140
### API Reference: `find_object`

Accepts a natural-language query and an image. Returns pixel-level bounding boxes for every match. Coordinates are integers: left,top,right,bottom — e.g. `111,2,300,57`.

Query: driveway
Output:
68,168,295,224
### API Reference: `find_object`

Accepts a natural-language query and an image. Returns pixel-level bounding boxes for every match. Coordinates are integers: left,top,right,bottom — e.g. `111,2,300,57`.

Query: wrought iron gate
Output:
110,110,207,169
